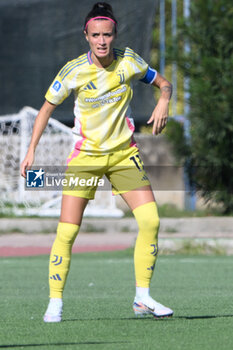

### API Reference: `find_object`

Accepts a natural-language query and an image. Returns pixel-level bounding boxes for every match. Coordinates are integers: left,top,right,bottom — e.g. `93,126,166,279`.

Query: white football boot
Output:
43,298,63,323
133,296,173,318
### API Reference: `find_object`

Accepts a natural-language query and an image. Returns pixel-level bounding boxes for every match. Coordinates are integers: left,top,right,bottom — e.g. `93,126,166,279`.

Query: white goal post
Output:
0,107,123,217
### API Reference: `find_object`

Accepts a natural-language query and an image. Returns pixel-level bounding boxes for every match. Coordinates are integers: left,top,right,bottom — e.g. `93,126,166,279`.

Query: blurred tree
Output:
166,0,233,213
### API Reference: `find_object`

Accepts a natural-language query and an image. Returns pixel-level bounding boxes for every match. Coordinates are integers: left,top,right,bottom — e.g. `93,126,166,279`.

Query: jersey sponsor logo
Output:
84,81,97,90
85,86,126,103
52,80,62,92
26,169,45,188
85,86,127,109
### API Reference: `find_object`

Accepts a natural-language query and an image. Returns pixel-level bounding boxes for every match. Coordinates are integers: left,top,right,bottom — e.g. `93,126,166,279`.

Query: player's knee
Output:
148,214,160,233
137,215,160,236
133,202,160,238
56,222,80,245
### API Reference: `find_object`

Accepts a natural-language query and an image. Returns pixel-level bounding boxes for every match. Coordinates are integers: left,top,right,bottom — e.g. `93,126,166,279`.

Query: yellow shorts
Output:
62,147,151,199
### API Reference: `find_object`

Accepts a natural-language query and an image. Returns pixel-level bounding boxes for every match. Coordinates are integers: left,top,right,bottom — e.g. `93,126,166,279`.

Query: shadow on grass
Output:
0,341,130,348
176,314,233,320
64,314,233,322
64,316,171,322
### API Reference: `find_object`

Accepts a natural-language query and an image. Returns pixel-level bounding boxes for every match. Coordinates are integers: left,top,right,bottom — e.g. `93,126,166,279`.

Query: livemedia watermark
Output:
25,167,106,191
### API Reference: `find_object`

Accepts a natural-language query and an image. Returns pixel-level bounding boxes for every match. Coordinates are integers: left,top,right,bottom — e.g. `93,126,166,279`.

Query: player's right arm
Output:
20,100,57,178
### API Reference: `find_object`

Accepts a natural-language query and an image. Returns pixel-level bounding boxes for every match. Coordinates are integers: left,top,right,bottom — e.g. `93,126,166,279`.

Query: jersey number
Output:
130,155,144,172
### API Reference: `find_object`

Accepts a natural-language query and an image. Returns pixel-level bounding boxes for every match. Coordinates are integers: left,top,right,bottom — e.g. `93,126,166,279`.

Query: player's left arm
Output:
147,72,173,135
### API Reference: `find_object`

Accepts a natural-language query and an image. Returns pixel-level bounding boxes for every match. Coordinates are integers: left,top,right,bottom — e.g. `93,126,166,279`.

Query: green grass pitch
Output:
1,251,233,350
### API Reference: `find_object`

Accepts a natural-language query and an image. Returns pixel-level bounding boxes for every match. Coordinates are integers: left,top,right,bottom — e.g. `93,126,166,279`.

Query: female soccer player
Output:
21,2,173,322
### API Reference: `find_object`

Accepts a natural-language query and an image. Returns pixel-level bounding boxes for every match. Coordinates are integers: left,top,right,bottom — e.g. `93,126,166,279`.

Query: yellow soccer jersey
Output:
45,47,157,154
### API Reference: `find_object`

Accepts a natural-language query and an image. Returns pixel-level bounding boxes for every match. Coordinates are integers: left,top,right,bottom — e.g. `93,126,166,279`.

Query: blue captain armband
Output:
140,67,157,84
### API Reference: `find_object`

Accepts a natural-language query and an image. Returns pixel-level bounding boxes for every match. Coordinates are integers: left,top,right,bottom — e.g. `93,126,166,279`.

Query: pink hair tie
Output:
85,16,117,32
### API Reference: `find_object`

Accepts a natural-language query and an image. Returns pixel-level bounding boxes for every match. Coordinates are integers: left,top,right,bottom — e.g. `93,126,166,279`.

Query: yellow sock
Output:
133,201,160,288
49,222,80,298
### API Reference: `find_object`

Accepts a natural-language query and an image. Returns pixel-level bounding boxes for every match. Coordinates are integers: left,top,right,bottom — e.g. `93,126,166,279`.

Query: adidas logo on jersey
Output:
84,81,97,90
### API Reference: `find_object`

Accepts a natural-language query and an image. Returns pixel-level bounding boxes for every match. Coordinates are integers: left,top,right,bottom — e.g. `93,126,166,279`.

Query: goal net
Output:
0,107,123,217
